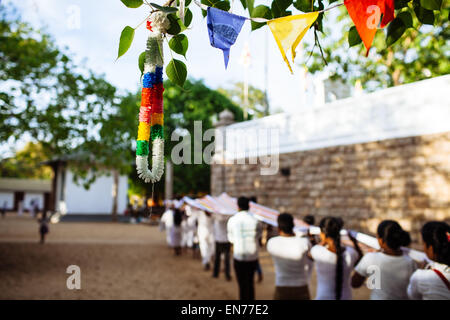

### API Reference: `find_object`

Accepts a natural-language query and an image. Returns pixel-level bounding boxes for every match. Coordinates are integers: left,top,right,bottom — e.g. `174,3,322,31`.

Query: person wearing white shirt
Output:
309,217,363,300
267,213,312,300
160,206,174,247
187,206,215,270
408,221,450,300
352,220,417,300
212,212,232,280
227,196,263,300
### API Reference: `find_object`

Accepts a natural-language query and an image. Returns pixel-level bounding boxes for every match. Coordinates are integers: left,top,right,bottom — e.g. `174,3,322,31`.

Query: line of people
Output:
160,197,450,300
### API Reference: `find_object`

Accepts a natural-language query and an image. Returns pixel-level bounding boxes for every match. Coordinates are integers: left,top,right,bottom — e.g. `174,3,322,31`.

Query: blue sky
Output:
6,0,335,114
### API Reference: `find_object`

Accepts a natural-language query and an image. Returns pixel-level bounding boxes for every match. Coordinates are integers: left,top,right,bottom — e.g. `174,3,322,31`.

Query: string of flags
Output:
194,0,396,73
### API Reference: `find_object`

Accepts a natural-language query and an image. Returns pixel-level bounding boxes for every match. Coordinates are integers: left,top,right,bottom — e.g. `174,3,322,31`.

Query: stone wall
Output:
211,132,450,241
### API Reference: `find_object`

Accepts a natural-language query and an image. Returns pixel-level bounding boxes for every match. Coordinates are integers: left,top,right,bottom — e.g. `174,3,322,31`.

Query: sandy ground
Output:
0,214,370,300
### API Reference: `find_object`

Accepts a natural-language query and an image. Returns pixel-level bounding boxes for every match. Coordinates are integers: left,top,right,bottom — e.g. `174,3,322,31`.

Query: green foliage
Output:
218,82,269,118
348,26,362,47
0,5,131,185
420,0,442,10
0,142,53,179
251,5,272,30
305,5,450,91
150,3,178,13
271,0,293,18
169,34,189,57
386,18,407,46
166,59,187,87
121,0,144,8
117,26,135,60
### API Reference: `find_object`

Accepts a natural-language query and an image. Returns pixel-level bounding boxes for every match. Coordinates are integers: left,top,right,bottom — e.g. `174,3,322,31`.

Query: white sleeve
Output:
310,245,321,260
227,218,234,244
354,253,372,277
407,271,423,300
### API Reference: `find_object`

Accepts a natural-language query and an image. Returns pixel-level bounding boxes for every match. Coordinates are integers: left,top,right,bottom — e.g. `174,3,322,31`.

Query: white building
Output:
44,157,128,217
0,178,51,212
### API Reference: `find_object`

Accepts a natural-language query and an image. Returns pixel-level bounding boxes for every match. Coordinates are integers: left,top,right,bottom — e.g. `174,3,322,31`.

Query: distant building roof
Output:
0,178,51,192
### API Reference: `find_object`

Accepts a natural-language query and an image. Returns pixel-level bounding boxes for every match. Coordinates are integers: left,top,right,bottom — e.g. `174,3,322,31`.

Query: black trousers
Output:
233,259,258,300
213,241,231,278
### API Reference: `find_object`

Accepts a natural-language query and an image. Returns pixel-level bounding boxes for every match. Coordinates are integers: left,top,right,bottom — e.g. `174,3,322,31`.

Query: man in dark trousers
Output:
227,196,262,300
212,212,232,281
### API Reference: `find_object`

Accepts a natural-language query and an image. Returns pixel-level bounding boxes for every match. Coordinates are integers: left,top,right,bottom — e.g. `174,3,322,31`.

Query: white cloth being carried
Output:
407,261,450,300
267,236,312,287
310,244,359,300
355,252,417,300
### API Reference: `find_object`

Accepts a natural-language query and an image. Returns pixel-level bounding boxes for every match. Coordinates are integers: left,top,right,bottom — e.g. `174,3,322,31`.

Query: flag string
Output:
193,0,344,23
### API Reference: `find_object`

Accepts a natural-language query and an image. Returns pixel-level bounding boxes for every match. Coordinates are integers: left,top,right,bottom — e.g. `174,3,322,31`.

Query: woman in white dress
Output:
408,221,450,300
308,217,363,300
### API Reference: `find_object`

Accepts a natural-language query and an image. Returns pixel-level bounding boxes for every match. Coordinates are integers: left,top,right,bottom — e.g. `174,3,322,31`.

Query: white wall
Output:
219,75,450,160
24,193,44,210
0,192,14,210
64,170,128,215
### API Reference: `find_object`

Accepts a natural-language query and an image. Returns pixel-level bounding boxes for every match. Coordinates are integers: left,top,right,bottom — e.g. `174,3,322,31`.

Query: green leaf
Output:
414,0,435,24
166,59,187,87
117,26,135,60
348,26,362,47
240,0,247,9
138,51,145,76
167,14,182,35
184,8,193,27
420,0,442,10
271,0,292,18
120,0,143,8
294,0,313,12
386,17,407,46
395,0,411,9
251,5,272,31
397,11,413,28
150,3,179,13
201,0,231,17
169,34,189,57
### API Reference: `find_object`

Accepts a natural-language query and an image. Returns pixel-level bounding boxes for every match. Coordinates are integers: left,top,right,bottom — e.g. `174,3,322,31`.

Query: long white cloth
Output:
189,206,215,265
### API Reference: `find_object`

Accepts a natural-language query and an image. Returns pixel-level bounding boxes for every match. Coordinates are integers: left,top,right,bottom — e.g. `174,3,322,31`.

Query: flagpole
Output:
264,30,270,116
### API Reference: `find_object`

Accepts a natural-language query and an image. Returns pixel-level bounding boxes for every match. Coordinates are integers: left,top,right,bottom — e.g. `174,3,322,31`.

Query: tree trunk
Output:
111,170,119,222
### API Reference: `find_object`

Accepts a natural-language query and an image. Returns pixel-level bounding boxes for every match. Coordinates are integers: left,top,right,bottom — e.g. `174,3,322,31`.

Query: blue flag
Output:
207,7,246,69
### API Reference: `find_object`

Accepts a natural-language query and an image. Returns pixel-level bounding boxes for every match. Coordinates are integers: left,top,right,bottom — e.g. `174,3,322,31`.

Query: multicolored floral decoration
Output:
136,12,170,183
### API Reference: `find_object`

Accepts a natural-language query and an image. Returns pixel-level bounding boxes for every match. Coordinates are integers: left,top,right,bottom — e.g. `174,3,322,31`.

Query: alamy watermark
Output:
170,121,280,175
66,265,81,290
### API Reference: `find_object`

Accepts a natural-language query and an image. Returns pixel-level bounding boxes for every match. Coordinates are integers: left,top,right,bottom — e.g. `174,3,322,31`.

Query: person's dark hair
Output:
303,215,315,226
277,213,294,235
249,196,257,203
421,221,450,266
319,217,344,300
377,220,411,250
173,209,183,227
237,196,250,211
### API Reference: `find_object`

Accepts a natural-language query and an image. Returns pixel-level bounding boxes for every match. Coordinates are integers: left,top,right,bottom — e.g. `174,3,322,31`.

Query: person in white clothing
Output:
267,213,312,300
227,196,263,300
408,221,450,300
194,207,215,270
309,217,363,300
352,220,417,300
212,212,232,280
160,204,174,247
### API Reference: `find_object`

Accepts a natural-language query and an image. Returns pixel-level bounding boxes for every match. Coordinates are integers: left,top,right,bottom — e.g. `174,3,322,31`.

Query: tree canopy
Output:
304,3,449,91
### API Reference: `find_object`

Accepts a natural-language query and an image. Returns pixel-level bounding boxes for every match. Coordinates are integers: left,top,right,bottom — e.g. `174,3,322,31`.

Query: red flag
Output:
345,0,395,56
381,0,395,28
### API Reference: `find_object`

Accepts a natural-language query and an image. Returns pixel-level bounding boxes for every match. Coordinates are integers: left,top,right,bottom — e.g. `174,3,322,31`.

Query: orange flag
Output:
344,0,395,56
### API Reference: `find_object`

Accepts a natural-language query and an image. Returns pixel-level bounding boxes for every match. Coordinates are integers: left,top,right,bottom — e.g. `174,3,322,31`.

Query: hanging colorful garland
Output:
136,12,169,183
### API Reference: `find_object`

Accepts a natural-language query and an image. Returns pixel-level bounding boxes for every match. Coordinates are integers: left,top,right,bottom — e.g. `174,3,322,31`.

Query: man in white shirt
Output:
227,196,262,300
212,212,232,280
267,213,312,300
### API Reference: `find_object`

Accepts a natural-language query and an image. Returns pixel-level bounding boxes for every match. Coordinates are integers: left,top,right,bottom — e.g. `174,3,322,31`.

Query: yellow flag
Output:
267,12,319,73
